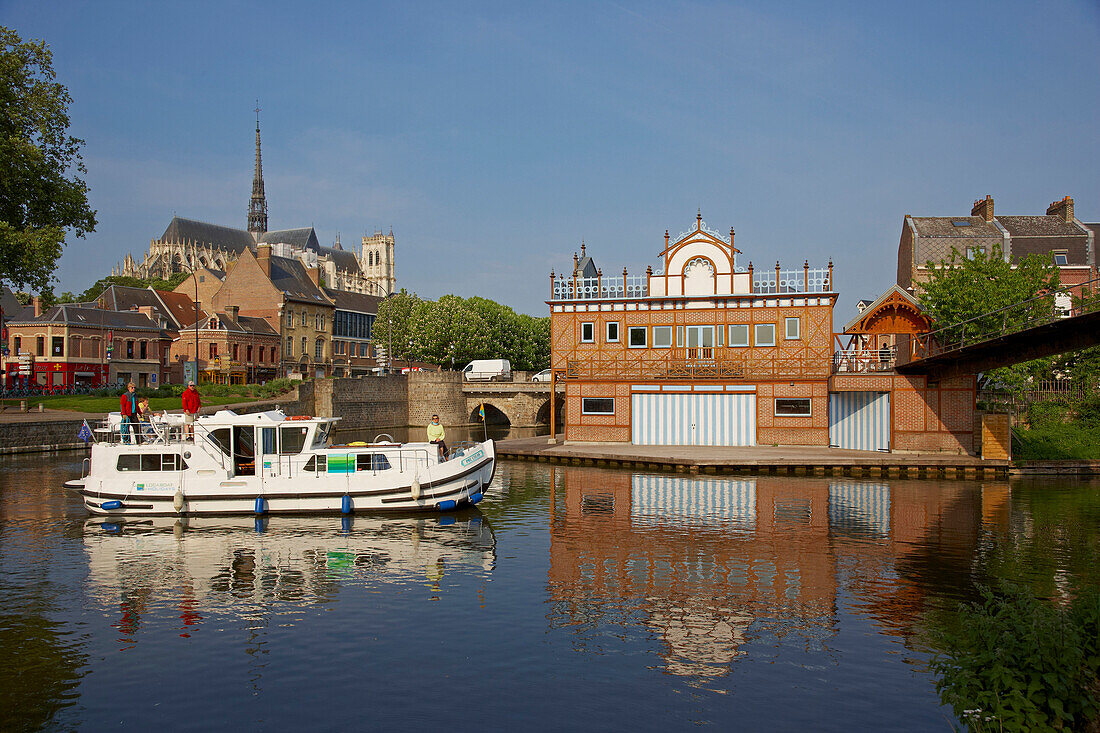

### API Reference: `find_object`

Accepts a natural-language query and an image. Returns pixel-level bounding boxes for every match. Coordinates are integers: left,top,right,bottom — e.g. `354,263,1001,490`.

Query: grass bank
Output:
0,379,298,414
1011,398,1100,461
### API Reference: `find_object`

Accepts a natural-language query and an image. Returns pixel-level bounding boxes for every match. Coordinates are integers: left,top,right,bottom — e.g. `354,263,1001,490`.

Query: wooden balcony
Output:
562,348,832,381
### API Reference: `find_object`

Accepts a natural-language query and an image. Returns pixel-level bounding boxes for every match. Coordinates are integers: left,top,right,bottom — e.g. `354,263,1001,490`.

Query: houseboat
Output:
66,409,495,516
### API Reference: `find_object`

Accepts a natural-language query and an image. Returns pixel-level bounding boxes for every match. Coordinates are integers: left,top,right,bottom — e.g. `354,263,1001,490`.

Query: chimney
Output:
1046,196,1074,223
971,195,994,222
227,305,240,320
307,266,321,287
257,243,272,277
32,296,42,317
137,305,155,319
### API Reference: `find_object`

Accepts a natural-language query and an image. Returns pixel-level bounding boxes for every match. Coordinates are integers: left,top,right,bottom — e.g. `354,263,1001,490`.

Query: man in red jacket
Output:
119,382,137,444
182,381,200,439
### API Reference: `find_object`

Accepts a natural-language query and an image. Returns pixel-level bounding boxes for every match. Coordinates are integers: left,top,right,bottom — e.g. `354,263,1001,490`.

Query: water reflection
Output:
545,466,1021,684
83,513,495,646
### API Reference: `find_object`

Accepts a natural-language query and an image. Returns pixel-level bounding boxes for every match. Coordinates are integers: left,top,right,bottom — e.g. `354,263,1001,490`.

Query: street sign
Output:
151,373,157,384
183,361,196,384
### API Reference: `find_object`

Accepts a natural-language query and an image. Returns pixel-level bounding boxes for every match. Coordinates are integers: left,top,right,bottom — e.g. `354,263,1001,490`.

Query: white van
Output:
463,359,512,382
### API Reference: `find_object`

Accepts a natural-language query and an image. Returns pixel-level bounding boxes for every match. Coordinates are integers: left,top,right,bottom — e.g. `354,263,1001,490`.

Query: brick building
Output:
169,305,280,385
550,213,979,454
898,195,1097,298
211,244,335,379
550,214,836,446
2,301,171,389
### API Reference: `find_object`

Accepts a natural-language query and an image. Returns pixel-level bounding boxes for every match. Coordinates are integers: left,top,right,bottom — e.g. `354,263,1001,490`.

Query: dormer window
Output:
966,247,983,260
1053,251,1068,266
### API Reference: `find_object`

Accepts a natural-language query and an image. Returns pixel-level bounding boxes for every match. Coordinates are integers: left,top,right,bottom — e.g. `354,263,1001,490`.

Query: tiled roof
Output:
269,255,332,306
7,304,167,332
200,312,279,336
98,284,164,313
1,286,23,317
160,217,257,253
997,216,1085,237
909,217,1003,238
322,287,381,314
155,289,207,329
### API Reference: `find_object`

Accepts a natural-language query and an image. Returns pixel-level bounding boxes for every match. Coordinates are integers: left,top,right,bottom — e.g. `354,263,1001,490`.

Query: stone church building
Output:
115,117,396,297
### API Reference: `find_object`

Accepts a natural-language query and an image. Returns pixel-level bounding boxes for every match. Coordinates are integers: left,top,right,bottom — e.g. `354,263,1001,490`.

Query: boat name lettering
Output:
460,449,485,466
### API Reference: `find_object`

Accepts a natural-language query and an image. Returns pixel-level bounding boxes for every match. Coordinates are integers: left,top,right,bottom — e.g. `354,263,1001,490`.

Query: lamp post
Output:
177,262,201,386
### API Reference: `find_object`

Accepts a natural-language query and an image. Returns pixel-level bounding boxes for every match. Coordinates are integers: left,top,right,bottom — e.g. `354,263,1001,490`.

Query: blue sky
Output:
4,0,1099,319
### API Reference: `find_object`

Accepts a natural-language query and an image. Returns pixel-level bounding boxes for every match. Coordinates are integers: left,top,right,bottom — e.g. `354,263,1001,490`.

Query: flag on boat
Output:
77,421,93,443
479,403,485,420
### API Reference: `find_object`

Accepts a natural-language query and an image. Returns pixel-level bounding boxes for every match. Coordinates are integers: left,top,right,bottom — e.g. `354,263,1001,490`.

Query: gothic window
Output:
301,337,307,357
314,339,323,359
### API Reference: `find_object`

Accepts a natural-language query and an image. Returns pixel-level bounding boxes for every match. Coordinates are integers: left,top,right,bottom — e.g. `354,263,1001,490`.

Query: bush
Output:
930,583,1100,731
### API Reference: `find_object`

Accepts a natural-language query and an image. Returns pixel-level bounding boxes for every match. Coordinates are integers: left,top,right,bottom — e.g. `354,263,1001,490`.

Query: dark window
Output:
13,336,20,353
775,398,812,417
581,397,615,415
628,327,647,348
52,336,64,356
303,455,320,472
280,426,308,454
606,322,619,342
1053,252,1069,265
117,454,141,471
141,454,162,471
581,322,594,343
126,340,134,359
36,336,44,356
258,346,265,362
207,428,232,456
232,344,239,360
356,453,391,471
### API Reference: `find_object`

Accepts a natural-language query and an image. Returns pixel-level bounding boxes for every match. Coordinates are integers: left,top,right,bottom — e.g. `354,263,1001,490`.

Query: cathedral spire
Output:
248,103,268,236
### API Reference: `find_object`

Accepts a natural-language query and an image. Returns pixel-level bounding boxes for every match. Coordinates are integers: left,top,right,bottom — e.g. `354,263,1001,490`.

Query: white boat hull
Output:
73,412,496,516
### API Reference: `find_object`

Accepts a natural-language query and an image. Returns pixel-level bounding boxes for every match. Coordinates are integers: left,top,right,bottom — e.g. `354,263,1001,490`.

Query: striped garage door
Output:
829,392,890,451
631,393,756,446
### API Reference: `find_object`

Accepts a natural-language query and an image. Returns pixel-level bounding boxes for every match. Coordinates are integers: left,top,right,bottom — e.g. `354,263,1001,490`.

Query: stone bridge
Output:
461,381,565,427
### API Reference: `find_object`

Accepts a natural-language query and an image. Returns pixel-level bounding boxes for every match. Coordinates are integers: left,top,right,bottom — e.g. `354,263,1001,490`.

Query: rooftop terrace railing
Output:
549,260,833,301
559,352,833,381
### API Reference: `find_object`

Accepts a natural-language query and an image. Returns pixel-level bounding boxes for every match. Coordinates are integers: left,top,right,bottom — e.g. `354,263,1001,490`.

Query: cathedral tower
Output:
247,108,268,236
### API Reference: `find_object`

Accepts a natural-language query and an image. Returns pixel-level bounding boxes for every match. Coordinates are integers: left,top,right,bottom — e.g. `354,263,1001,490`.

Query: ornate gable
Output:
844,285,932,335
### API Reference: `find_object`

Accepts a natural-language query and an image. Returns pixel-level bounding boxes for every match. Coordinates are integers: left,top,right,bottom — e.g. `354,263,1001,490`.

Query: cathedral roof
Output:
317,245,362,274
258,227,320,251
160,217,257,254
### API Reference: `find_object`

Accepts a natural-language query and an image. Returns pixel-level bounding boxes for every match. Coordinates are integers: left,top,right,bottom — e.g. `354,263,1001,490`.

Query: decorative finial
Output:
580,241,586,258
697,209,702,226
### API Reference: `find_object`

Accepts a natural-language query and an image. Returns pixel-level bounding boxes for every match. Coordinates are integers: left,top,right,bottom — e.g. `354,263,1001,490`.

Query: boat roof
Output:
197,409,340,426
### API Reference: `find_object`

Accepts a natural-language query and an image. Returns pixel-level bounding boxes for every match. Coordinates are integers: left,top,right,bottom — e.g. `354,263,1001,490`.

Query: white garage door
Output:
631,392,756,446
829,392,890,451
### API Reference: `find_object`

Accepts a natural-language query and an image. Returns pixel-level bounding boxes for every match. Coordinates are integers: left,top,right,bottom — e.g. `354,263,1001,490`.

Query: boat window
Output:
356,453,391,471
162,454,188,471
302,455,325,473
117,454,141,472
312,423,331,448
141,454,162,471
207,428,233,457
280,426,308,454
260,427,276,455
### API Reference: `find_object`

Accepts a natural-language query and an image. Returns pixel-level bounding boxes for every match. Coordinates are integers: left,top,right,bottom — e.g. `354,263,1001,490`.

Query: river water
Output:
1,442,1097,731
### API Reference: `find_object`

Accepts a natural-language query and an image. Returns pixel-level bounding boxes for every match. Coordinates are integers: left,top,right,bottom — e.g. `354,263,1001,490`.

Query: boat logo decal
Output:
327,455,355,474
460,449,485,467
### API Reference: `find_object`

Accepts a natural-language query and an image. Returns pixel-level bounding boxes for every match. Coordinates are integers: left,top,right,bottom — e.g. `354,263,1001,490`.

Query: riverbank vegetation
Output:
1011,397,1100,461
931,584,1100,731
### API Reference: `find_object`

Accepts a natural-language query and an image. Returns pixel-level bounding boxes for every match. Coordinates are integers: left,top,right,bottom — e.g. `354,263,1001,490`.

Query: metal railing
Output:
910,276,1100,361
552,274,649,301
753,267,832,294
832,346,897,374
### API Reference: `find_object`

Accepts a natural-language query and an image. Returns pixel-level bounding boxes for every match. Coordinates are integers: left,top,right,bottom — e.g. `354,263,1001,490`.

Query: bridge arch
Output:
470,402,511,426
535,396,565,431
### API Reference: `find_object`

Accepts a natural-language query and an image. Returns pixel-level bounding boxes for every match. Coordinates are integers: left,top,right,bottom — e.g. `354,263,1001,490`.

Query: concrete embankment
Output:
496,437,1012,480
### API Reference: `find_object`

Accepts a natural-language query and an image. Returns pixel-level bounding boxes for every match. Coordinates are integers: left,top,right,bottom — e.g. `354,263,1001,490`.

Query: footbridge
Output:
898,277,1100,379
461,381,565,427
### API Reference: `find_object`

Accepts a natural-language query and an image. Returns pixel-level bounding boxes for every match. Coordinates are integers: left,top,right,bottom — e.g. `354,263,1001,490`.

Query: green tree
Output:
920,245,1059,392
1,27,96,292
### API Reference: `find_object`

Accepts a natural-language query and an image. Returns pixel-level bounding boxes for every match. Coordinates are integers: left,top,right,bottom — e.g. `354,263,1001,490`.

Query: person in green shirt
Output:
427,414,447,461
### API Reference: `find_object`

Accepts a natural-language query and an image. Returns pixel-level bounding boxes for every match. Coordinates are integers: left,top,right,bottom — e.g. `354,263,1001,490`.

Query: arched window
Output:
683,257,716,296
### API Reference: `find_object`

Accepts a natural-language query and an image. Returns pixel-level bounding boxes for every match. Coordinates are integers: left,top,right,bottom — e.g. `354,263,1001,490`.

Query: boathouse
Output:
547,215,976,454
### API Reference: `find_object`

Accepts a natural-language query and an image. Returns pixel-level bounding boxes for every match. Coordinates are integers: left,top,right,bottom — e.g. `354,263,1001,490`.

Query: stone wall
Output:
408,371,466,426
0,419,87,454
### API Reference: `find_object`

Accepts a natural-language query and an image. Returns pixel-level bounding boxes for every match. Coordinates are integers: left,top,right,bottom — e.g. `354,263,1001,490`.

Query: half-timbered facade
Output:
549,214,837,446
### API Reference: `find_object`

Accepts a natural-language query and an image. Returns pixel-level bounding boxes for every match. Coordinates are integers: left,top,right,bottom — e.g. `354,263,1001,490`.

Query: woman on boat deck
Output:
137,397,155,441
427,414,447,461
119,383,137,444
